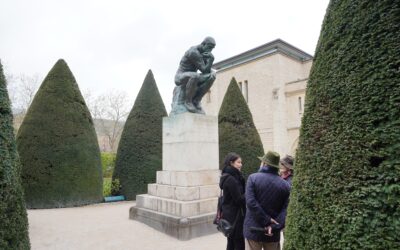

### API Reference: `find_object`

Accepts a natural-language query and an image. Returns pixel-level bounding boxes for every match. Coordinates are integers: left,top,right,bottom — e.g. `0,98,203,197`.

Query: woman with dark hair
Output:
220,152,246,250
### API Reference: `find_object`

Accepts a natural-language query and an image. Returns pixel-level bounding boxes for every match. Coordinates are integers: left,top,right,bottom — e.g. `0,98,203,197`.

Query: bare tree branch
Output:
6,73,41,114
86,90,130,152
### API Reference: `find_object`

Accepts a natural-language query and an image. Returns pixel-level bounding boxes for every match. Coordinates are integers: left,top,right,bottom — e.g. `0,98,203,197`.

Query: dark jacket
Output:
244,166,290,242
219,166,246,239
284,174,293,186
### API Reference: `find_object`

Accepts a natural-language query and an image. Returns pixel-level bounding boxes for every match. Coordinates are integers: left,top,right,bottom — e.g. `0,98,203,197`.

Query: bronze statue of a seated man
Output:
171,37,216,115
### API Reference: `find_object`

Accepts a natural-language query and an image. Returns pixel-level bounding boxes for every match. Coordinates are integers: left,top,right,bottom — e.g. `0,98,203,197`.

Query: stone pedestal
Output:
130,113,220,240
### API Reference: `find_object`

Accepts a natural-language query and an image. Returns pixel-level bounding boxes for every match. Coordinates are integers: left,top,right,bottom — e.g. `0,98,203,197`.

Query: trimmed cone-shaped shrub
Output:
285,1,400,249
0,61,30,248
218,77,264,177
17,59,103,208
113,70,167,200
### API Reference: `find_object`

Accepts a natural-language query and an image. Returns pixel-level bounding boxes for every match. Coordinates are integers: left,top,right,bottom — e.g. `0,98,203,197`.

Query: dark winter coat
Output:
243,166,290,242
284,174,293,186
219,166,246,239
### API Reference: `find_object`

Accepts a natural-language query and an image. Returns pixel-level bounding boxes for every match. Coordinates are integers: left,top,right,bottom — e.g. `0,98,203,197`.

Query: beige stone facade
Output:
202,39,313,156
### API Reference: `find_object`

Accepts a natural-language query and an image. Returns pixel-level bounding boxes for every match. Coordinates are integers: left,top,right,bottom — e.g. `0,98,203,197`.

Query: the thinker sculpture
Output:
170,37,216,115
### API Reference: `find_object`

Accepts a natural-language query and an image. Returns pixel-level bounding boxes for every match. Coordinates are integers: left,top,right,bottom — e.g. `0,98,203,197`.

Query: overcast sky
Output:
0,0,329,111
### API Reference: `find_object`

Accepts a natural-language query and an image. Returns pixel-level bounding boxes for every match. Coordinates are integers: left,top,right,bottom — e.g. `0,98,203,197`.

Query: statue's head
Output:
200,37,216,53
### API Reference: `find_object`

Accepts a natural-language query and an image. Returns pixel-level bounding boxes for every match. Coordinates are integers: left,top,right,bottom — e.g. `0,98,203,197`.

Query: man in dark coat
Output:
243,151,290,250
220,162,246,250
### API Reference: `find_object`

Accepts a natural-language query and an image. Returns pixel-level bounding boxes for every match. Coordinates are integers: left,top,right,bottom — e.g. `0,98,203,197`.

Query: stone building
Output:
202,39,313,156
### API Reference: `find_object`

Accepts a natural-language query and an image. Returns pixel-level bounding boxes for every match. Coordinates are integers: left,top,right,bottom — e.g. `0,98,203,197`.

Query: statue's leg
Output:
184,74,200,113
193,72,216,112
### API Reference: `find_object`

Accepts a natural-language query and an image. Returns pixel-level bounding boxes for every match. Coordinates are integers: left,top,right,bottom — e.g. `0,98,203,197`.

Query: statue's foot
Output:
184,102,197,113
193,101,205,114
195,108,205,114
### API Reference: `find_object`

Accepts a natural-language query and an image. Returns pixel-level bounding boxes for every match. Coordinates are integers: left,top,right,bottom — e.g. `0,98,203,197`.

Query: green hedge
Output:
284,1,400,249
113,70,167,200
17,59,103,208
0,60,30,249
218,77,264,177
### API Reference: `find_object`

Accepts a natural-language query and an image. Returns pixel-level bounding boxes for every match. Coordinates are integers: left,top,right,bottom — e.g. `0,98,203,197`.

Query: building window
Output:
237,80,248,103
244,80,249,103
298,96,302,113
207,90,211,103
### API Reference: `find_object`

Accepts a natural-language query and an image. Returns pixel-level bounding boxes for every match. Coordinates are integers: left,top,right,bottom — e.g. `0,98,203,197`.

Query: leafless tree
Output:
86,90,131,152
18,74,41,112
5,72,18,107
5,73,41,134
6,73,41,114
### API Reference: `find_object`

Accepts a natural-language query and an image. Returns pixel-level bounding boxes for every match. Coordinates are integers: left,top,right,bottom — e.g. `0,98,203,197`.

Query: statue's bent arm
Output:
189,50,213,74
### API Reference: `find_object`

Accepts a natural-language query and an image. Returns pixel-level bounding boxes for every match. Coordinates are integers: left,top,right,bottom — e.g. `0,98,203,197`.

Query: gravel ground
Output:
28,201,226,250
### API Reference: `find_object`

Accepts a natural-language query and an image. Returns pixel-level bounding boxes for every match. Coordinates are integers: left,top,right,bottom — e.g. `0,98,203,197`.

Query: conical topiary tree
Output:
17,59,103,208
113,70,167,200
218,77,264,177
285,1,400,249
0,60,30,248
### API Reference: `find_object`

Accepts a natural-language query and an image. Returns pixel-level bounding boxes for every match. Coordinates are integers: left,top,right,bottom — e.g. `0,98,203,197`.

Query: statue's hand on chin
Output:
202,52,213,58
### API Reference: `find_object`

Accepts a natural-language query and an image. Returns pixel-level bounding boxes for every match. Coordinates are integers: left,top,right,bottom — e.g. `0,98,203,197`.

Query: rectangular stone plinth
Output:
130,113,220,240
130,206,218,240
156,170,220,187
163,113,219,171
136,194,217,217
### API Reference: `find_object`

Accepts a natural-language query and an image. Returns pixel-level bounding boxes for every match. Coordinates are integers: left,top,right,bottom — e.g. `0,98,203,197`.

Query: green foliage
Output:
101,152,116,178
0,60,30,249
284,1,400,249
103,178,121,197
16,59,103,208
110,178,121,196
218,77,264,177
103,178,112,197
113,70,167,200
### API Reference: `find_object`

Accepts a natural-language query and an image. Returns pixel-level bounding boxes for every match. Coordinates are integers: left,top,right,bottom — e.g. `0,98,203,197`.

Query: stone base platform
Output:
130,170,220,240
130,114,221,240
130,206,217,240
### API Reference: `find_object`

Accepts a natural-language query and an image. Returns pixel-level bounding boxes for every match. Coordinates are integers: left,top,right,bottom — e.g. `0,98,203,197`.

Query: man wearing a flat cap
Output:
243,151,290,250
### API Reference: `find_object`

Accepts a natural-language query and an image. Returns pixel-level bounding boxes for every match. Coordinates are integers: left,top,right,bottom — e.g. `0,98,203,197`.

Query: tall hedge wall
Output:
113,70,167,200
17,59,103,208
218,77,264,177
284,1,400,249
0,60,30,249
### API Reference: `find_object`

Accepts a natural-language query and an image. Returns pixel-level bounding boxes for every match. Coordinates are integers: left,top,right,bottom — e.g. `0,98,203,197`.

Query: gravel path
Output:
28,201,226,250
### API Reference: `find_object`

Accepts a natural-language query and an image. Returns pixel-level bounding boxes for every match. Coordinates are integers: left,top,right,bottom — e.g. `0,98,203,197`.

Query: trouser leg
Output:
227,237,245,250
262,242,280,250
193,72,216,105
245,239,262,250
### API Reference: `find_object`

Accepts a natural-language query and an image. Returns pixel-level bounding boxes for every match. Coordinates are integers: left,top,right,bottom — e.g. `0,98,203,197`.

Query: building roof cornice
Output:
213,39,313,71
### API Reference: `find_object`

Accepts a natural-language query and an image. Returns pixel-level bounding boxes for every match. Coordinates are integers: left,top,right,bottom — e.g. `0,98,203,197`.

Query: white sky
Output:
0,0,330,112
